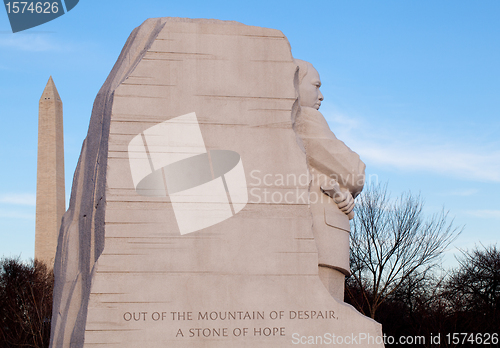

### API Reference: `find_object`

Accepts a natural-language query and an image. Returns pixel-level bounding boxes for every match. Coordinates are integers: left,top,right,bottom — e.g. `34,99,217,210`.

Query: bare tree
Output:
442,244,500,332
0,258,53,348
346,183,461,319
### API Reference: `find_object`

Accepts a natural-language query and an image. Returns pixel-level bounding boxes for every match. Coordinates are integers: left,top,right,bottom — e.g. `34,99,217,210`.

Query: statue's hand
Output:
320,182,355,220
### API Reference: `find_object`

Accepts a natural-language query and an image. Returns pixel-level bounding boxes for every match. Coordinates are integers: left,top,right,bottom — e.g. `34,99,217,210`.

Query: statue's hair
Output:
294,59,311,84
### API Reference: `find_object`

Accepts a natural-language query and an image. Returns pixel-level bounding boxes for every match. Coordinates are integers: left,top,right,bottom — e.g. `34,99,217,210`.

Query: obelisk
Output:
35,76,65,266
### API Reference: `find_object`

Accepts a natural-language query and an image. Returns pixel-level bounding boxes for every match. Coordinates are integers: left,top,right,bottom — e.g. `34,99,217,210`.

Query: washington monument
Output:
35,76,65,266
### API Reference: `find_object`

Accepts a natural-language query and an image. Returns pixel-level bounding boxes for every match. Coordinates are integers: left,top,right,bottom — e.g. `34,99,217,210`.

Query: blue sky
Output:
1,1,499,266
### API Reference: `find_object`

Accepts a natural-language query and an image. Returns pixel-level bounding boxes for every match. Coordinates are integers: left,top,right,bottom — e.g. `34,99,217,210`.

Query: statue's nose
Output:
318,90,324,101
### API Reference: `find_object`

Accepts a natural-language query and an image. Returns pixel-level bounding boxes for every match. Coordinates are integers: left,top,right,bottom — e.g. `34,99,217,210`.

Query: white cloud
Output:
325,112,359,131
447,188,479,197
465,210,500,219
0,34,61,52
0,193,36,206
358,144,500,182
0,210,34,220
323,109,500,183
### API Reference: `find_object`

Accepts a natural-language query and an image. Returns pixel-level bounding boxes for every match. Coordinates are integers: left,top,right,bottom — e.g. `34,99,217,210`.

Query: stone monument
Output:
35,76,65,266
50,18,383,347
294,59,365,300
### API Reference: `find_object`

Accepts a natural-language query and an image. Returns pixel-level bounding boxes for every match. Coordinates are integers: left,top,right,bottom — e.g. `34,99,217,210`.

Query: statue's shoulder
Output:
300,106,323,117
298,106,328,126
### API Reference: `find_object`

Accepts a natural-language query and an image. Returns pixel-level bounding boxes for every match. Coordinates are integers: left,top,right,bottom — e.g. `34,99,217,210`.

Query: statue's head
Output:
295,59,324,110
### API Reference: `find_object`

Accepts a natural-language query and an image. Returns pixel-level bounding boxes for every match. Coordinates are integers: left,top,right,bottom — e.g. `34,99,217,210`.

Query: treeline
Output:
0,258,53,348
345,184,500,347
346,245,500,347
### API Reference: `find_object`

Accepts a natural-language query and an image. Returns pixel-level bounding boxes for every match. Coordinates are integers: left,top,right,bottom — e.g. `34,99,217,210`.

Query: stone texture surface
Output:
50,18,383,347
35,76,65,266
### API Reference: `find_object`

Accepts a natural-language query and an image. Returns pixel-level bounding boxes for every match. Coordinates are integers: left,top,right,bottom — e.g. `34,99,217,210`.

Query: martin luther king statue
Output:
294,59,366,300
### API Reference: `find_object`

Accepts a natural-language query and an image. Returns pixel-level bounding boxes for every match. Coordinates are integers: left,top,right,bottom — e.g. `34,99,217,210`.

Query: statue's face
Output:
299,65,324,110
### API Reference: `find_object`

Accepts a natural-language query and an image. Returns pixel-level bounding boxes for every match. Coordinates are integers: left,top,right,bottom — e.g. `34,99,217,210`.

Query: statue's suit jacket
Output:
294,106,365,275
